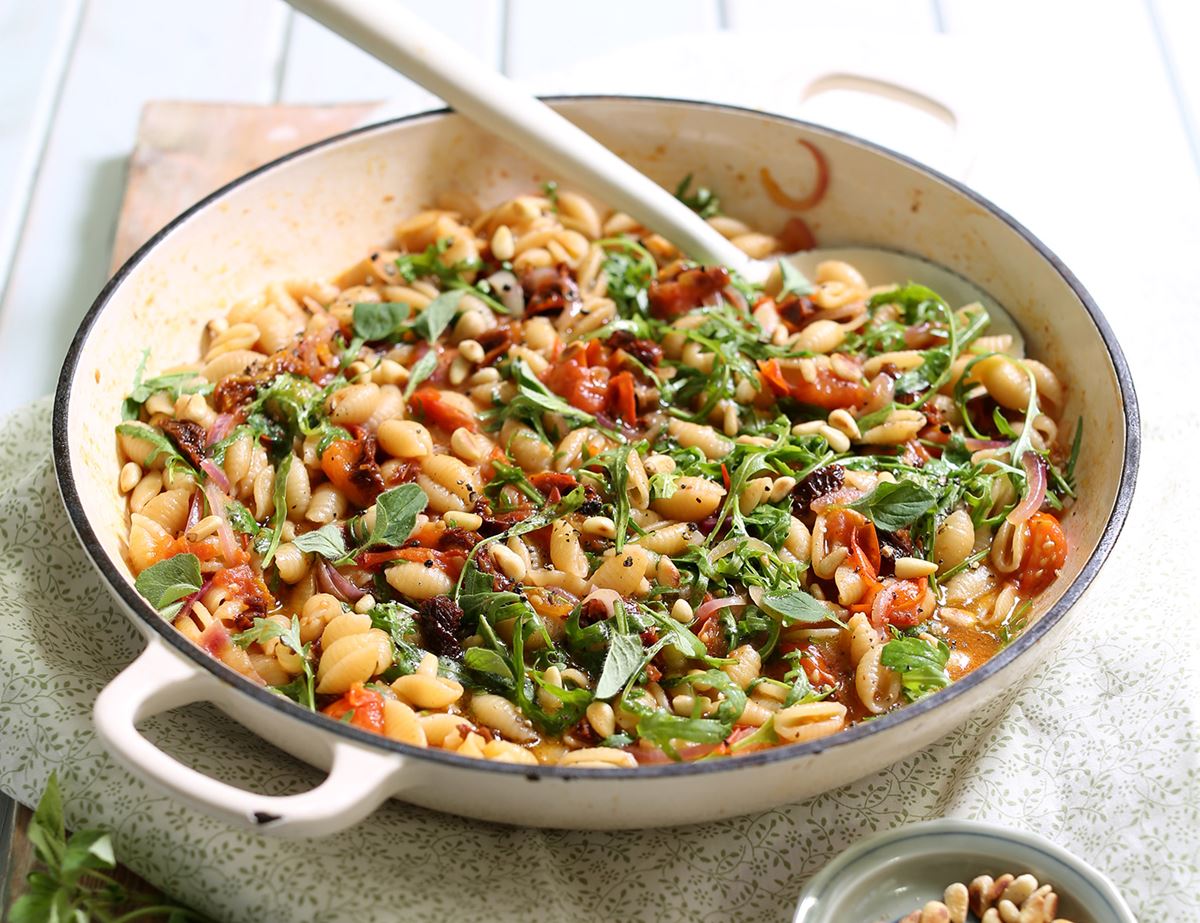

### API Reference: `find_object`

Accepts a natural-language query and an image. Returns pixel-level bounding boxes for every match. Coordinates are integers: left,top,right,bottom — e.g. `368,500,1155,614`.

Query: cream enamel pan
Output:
53,98,1139,836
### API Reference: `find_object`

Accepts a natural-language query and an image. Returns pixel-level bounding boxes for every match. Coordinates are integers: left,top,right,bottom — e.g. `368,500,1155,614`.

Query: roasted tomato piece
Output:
322,683,386,734
648,266,730,319
543,356,608,414
407,387,478,433
1018,512,1068,594
321,436,384,508
607,371,638,425
758,358,867,410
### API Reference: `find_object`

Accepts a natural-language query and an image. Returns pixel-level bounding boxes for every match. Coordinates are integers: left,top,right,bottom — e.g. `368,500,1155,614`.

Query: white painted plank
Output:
0,0,83,313
724,0,937,32
505,0,721,79
1149,0,1200,172
938,0,1200,411
938,0,1199,262
0,0,289,415
281,0,503,106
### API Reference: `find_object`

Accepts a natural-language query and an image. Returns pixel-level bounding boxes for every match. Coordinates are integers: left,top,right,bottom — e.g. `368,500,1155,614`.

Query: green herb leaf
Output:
236,616,315,710
594,632,646,699
353,301,410,341
134,554,202,619
368,601,426,675
758,588,835,625
292,522,347,559
60,828,115,881
848,479,938,531
778,259,814,298
463,647,515,686
223,498,259,535
115,422,195,475
121,350,213,420
403,349,439,399
894,348,950,395
674,173,720,218
259,453,293,568
25,771,65,869
365,483,428,550
410,289,465,343
880,636,951,701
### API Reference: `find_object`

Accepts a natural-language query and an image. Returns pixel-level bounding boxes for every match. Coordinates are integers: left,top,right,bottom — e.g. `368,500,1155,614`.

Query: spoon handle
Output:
288,0,749,270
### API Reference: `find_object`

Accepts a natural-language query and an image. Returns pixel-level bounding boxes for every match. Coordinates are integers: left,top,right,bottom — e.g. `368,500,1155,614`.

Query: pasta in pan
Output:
116,179,1076,767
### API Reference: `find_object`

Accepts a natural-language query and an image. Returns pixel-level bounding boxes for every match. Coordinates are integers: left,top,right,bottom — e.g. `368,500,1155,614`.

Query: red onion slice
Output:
485,270,525,315
581,587,622,619
200,458,230,493
206,413,235,447
185,491,202,533
694,595,747,622
202,482,239,563
1007,452,1048,525
177,574,214,623
316,558,365,603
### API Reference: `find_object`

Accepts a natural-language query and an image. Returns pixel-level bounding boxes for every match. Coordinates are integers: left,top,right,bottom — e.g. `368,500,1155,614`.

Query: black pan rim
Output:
53,94,1141,785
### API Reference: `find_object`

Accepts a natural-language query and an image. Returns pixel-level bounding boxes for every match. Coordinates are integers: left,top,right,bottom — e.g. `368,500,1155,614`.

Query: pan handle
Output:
94,638,407,837
795,65,976,180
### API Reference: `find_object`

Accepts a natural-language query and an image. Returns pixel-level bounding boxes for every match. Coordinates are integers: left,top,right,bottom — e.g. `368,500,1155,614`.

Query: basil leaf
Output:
292,522,347,559
134,553,202,619
410,289,465,343
224,498,260,535
353,302,410,341
880,636,951,702
464,647,515,685
369,483,429,549
778,259,814,298
848,480,937,531
759,588,835,625
404,349,439,399
594,632,646,699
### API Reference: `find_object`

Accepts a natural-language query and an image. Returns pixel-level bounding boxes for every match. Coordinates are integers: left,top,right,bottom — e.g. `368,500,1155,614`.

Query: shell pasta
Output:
116,182,1076,767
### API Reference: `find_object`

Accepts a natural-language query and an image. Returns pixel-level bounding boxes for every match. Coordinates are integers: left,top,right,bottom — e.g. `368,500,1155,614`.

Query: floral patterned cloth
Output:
0,392,1191,923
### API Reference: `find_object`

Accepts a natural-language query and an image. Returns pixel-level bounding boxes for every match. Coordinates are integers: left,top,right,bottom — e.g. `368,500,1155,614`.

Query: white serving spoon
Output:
285,0,1019,345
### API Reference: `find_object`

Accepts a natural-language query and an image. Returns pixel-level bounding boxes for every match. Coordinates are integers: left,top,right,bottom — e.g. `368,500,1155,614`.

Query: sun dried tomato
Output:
792,465,845,513
606,330,663,369
416,596,464,660
212,376,258,413
159,418,207,470
523,264,581,315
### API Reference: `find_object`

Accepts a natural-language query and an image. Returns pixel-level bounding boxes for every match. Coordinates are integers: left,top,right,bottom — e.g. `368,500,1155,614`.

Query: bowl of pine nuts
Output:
792,819,1135,923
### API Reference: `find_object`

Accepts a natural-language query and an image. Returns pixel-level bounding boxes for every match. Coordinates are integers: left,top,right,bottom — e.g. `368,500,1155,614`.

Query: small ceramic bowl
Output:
793,819,1137,923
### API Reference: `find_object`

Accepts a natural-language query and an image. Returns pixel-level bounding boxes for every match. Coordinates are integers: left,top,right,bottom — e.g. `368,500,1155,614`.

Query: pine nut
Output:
895,556,938,579
354,594,376,614
444,511,483,531
491,224,515,261
459,339,485,363
490,542,526,581
118,462,142,493
448,356,470,385
185,515,223,542
582,516,617,538
586,701,616,738
671,599,694,622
